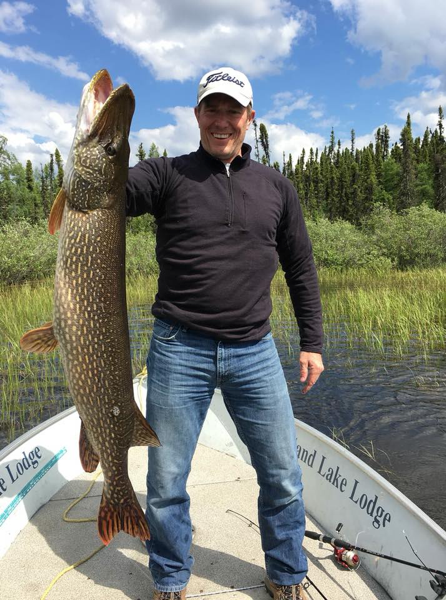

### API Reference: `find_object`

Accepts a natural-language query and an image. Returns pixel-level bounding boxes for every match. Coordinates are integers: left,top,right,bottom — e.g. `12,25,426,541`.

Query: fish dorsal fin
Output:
131,407,161,447
20,322,59,353
48,188,67,234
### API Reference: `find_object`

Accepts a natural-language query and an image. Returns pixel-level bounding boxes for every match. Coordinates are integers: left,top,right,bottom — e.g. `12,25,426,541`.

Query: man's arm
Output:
276,181,324,392
126,156,171,218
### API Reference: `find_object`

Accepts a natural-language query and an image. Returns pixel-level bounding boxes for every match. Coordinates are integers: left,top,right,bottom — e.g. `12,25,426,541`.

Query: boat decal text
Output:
297,444,392,530
0,447,67,526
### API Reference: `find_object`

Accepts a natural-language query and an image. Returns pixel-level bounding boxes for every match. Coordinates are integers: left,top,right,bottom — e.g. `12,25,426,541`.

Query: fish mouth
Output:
79,69,135,140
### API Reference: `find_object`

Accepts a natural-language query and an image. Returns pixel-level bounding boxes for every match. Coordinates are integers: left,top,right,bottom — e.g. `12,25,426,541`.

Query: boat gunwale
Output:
297,418,446,540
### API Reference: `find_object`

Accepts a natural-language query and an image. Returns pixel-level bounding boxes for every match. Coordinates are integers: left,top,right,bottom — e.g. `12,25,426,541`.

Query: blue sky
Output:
1,0,445,167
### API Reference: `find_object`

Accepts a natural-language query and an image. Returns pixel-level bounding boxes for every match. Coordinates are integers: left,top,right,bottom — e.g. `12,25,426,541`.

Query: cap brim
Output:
198,88,251,107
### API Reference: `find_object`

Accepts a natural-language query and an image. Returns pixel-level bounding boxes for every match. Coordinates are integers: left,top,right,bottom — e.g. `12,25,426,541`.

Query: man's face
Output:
194,93,255,163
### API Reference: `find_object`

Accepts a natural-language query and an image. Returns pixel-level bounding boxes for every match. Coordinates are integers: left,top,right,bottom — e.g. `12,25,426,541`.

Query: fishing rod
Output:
305,529,446,599
305,530,446,578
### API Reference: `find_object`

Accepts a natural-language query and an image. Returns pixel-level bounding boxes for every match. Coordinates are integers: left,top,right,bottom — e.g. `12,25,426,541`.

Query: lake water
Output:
277,326,446,531
2,313,445,532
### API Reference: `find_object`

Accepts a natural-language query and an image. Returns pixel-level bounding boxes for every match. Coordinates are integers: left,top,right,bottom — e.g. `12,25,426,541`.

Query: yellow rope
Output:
40,470,105,600
41,373,148,599
63,468,103,523
40,545,105,600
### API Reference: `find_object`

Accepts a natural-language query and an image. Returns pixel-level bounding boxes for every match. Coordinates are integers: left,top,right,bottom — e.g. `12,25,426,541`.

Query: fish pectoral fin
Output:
79,421,100,473
97,488,151,545
131,407,161,447
48,187,67,234
20,322,59,353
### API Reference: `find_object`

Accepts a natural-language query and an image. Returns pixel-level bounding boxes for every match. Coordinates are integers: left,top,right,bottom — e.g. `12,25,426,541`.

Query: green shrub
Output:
0,220,159,285
126,231,158,277
0,220,58,284
363,205,446,269
306,217,392,270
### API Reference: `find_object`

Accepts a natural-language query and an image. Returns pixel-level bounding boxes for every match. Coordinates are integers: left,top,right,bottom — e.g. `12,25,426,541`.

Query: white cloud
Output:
263,91,313,120
329,0,446,85
0,70,77,164
0,41,90,81
263,122,325,163
393,89,446,132
0,1,34,33
130,106,199,164
67,0,311,81
245,119,325,165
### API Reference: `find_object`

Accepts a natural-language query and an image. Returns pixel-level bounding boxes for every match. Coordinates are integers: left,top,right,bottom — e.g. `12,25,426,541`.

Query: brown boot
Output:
153,589,187,600
265,576,308,600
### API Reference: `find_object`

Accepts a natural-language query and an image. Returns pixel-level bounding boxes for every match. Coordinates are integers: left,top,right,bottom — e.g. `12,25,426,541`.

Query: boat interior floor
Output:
1,443,391,600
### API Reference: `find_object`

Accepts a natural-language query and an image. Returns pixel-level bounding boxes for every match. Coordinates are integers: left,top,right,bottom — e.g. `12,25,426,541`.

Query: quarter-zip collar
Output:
197,142,252,173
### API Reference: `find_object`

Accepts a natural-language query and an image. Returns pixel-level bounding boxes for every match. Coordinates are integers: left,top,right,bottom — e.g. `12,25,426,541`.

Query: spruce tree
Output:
253,119,261,162
381,125,390,161
54,148,64,189
25,160,34,192
149,143,160,158
398,113,417,209
350,129,355,155
433,106,446,211
136,142,146,161
259,123,271,167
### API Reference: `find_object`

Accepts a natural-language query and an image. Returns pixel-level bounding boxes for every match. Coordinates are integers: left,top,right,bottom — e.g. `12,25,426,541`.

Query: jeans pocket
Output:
152,319,181,342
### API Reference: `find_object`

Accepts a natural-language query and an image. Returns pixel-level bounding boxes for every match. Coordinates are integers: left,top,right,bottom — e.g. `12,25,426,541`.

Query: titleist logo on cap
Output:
197,67,253,107
203,71,245,89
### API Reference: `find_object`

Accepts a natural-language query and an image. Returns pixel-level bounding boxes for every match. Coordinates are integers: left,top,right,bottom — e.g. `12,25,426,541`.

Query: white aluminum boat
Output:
1,377,445,600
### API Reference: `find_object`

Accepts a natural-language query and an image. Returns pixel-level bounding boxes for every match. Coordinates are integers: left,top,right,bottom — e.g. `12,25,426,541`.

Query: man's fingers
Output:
299,351,324,394
301,368,319,394
300,362,308,383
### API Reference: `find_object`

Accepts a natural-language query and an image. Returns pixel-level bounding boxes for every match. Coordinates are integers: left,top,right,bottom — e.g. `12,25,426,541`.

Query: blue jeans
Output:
145,318,307,592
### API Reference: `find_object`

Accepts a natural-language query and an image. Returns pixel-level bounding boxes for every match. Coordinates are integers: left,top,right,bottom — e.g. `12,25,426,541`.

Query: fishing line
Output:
225,510,327,599
40,470,105,600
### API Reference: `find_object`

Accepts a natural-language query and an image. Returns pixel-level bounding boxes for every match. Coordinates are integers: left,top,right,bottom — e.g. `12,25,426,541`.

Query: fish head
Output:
64,69,135,211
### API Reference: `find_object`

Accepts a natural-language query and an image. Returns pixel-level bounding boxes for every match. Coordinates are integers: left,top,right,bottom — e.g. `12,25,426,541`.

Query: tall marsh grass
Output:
271,268,446,355
0,276,158,447
1,268,445,447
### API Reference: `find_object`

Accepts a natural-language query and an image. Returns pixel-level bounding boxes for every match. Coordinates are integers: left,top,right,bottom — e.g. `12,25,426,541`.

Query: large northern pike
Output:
20,69,160,545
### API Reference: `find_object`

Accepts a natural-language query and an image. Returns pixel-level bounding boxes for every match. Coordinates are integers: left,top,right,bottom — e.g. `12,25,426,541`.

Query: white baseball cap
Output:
197,67,253,107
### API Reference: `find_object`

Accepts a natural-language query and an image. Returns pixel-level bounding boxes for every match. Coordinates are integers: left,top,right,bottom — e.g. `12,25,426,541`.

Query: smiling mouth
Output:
212,133,231,139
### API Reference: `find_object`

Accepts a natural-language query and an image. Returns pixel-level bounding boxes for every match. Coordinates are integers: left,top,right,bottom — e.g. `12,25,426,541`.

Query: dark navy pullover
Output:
126,143,323,352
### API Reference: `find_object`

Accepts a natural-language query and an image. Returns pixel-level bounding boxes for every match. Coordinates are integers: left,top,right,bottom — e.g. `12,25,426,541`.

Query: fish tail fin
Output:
79,421,100,473
131,406,161,447
20,322,59,353
97,489,150,545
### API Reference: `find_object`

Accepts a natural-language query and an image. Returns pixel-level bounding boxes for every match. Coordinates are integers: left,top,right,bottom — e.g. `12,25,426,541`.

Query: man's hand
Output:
299,351,324,394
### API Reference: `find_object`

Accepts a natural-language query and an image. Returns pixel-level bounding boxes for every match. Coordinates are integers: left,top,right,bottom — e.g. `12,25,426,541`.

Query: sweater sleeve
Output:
126,157,171,218
276,182,323,354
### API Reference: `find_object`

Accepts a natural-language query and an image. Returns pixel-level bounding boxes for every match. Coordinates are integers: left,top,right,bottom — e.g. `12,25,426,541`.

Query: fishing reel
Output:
332,545,361,570
415,573,446,600
330,523,361,570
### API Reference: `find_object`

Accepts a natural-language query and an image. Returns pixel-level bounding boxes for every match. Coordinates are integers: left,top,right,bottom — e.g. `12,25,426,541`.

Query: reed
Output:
0,276,158,447
1,269,445,447
270,268,446,357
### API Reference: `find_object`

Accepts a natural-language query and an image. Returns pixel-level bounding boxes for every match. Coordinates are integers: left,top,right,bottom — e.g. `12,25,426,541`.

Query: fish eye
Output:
105,144,117,157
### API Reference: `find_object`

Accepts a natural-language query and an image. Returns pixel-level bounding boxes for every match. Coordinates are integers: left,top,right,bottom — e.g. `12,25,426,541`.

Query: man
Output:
126,67,324,600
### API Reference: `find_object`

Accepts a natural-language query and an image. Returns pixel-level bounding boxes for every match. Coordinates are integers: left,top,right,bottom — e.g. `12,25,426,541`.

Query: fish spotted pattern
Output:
20,69,160,545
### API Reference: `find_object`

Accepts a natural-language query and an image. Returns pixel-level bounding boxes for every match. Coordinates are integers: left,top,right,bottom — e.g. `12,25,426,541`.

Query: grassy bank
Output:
1,268,445,446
